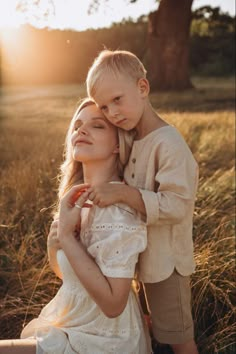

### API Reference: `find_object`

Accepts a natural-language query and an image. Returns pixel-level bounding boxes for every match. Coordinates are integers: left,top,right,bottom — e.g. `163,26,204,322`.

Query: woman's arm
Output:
58,185,133,318
61,236,132,318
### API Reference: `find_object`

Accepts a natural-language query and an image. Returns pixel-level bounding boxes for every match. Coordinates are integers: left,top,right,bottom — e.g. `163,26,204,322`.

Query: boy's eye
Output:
114,97,121,102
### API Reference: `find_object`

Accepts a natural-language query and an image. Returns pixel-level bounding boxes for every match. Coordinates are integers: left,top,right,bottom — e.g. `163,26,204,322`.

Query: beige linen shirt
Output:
124,126,199,283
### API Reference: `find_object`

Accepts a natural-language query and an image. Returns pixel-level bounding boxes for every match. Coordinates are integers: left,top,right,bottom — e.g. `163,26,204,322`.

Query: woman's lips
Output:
75,139,92,145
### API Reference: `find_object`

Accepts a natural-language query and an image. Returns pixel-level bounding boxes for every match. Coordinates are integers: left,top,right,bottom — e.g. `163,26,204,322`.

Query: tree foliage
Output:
191,6,235,76
1,6,234,85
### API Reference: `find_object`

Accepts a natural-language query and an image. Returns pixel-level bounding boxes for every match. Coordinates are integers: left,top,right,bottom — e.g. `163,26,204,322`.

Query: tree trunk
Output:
148,0,194,91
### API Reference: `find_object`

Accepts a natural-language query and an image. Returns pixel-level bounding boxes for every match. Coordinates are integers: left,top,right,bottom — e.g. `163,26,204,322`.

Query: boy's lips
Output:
116,118,127,126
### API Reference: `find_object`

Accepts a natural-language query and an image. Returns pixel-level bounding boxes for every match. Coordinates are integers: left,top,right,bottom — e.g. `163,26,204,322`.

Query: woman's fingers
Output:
48,220,60,248
58,185,92,238
50,219,59,230
69,184,91,205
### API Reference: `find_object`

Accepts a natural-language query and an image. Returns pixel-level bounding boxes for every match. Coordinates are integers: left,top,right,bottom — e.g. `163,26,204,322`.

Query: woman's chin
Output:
73,153,85,162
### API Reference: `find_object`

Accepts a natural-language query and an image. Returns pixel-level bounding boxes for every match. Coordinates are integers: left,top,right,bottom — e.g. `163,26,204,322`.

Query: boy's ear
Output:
138,78,150,97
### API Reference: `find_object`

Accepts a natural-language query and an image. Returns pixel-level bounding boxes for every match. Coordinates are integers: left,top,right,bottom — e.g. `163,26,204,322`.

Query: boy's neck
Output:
135,102,168,140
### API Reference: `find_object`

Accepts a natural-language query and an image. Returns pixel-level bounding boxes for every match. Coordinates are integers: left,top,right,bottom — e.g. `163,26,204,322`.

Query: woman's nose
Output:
77,126,88,135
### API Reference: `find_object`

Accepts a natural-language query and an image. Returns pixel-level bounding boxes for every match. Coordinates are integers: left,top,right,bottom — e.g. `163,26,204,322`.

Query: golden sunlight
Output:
0,0,56,30
0,1,23,29
0,0,158,32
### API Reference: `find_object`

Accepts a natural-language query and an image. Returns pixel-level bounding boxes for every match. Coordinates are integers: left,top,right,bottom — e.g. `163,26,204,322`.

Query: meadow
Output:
0,77,235,353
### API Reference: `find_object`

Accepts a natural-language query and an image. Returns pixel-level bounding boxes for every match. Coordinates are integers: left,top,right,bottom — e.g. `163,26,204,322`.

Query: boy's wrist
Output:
119,184,133,204
119,184,146,216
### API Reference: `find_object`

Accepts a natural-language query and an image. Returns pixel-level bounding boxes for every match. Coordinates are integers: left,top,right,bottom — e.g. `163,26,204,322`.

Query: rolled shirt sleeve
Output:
139,138,199,226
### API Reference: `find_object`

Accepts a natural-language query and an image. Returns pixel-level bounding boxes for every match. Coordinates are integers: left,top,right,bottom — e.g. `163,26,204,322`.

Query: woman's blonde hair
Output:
57,98,135,203
86,49,147,98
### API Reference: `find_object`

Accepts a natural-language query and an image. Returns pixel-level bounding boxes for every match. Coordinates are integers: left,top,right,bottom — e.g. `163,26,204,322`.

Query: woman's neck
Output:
82,161,121,186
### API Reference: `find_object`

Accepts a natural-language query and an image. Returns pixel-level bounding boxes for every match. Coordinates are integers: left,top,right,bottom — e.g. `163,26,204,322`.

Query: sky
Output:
0,0,235,31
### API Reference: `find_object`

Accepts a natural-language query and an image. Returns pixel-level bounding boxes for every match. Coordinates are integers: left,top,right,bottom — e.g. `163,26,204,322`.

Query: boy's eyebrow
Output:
98,94,123,109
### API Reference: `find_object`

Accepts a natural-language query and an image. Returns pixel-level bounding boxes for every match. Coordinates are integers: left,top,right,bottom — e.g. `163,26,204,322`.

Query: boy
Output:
84,50,199,354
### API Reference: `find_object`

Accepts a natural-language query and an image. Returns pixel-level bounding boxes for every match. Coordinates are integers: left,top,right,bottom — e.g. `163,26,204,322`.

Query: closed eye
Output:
114,96,121,103
101,106,108,112
93,124,104,129
74,121,82,131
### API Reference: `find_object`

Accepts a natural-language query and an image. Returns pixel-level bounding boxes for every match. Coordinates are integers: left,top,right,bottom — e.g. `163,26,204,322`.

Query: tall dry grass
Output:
0,78,235,353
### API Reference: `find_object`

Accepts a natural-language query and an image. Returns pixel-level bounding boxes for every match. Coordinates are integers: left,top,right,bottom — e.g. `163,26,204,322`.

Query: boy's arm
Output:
139,144,199,226
88,142,199,225
87,183,146,217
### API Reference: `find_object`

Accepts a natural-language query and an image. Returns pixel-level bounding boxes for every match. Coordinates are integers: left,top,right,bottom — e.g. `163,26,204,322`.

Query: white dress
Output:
21,203,150,354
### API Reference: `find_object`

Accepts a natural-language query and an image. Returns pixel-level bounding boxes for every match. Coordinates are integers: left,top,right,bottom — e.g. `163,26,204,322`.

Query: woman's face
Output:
71,104,119,164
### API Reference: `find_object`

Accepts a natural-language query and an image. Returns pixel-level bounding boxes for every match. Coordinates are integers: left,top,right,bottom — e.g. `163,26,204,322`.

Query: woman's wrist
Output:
59,231,80,249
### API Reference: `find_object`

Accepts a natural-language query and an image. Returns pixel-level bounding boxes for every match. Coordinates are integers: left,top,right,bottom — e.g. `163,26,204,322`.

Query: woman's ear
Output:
138,78,150,97
113,144,120,154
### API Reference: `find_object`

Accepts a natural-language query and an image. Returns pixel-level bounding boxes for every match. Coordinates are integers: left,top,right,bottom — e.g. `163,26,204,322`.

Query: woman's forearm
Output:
61,236,130,318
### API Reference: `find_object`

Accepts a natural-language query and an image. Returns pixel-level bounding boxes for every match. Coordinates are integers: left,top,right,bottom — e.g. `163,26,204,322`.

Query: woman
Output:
0,99,151,354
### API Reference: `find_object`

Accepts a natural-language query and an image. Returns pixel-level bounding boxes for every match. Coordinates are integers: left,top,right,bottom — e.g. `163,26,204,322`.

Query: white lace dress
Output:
21,203,150,354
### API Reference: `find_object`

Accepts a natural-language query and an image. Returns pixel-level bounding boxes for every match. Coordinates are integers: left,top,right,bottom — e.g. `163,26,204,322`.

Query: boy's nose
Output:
108,106,119,120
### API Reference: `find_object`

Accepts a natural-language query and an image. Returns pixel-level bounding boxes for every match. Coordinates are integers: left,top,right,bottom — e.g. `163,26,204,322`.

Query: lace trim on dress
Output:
91,223,146,232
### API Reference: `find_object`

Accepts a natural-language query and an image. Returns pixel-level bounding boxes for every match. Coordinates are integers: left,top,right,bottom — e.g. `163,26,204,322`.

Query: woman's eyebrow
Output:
91,117,107,121
74,117,107,125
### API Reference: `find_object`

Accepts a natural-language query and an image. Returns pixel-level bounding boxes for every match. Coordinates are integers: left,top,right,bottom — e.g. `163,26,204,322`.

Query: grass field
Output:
0,77,235,353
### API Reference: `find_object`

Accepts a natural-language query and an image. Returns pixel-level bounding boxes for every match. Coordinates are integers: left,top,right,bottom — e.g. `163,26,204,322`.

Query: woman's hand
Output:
58,185,90,245
47,219,63,278
47,219,60,251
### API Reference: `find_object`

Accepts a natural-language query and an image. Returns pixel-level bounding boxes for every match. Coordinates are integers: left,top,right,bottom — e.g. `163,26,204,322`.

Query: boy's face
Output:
92,73,149,131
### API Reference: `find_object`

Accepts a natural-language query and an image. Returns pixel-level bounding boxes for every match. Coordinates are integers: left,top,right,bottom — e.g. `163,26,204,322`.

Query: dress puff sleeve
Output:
87,204,147,279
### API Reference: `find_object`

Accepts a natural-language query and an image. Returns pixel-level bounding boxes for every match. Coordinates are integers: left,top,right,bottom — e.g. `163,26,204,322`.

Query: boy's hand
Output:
87,183,123,207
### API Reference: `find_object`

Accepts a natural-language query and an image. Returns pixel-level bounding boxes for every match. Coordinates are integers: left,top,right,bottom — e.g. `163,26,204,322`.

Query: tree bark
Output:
148,0,194,91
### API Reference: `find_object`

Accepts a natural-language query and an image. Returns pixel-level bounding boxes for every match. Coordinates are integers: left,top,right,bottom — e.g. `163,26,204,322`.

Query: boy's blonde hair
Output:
57,98,134,202
86,49,147,98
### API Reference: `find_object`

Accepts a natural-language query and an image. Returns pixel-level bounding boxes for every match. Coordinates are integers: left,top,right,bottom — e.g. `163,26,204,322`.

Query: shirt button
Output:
131,173,135,178
132,158,136,163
